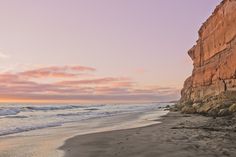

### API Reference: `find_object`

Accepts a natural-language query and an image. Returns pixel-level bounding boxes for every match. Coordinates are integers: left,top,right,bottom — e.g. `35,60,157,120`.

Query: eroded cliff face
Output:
179,0,236,116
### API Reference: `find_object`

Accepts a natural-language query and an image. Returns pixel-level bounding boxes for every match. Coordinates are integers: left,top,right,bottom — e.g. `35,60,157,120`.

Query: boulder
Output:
229,104,236,112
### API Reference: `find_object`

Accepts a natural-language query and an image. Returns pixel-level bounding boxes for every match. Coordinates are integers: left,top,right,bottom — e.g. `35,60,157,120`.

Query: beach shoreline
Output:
60,111,236,157
0,105,169,157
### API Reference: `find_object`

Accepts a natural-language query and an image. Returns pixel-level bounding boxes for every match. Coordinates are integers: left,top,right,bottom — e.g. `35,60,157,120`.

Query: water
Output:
0,103,170,137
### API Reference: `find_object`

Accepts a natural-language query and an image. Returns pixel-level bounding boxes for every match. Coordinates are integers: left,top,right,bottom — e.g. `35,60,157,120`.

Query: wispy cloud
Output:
134,68,147,74
0,65,180,102
56,77,131,86
0,51,10,59
19,65,95,79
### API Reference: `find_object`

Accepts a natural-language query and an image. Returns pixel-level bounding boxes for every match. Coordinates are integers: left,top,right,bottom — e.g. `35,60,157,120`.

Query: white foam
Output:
0,122,62,136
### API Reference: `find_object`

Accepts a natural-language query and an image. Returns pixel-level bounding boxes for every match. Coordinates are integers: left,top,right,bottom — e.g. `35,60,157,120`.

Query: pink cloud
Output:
19,65,95,78
56,77,131,86
134,68,147,74
69,65,96,71
0,65,180,102
110,81,134,88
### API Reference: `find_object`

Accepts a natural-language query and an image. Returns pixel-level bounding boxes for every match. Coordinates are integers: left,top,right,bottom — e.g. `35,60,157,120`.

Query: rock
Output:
208,109,219,117
169,105,178,112
166,105,170,108
192,103,201,110
218,108,231,117
179,0,236,115
229,104,236,112
164,105,171,111
181,106,195,114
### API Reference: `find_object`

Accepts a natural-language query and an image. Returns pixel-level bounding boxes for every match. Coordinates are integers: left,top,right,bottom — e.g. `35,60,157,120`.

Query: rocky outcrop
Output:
178,0,236,116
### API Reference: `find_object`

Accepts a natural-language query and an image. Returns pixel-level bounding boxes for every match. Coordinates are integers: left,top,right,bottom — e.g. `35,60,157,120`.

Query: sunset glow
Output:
0,65,179,103
0,0,221,103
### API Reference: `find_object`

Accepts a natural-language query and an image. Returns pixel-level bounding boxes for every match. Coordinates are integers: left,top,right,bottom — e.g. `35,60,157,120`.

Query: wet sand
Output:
61,112,236,157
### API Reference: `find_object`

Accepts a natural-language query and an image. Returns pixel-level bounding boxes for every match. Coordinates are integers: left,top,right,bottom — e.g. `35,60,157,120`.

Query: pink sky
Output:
0,0,221,103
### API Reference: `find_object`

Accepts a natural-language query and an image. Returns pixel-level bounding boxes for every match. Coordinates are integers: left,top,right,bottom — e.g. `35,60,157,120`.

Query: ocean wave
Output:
5,115,28,119
25,105,85,111
56,113,83,117
0,122,62,137
0,105,89,117
0,108,21,116
84,108,99,111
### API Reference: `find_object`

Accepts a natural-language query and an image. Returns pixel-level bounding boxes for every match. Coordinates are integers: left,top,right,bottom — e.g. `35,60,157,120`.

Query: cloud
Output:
134,68,147,74
0,51,10,59
19,65,96,78
0,93,179,102
0,65,180,102
56,77,131,86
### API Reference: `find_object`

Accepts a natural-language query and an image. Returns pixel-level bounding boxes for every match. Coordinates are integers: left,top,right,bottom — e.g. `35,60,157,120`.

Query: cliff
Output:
178,0,236,116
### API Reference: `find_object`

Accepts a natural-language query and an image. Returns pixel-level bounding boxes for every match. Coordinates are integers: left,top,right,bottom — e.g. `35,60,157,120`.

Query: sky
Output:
0,0,221,103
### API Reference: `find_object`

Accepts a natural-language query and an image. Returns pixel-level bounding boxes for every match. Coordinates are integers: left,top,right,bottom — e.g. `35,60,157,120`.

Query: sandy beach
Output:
0,104,169,157
61,111,236,157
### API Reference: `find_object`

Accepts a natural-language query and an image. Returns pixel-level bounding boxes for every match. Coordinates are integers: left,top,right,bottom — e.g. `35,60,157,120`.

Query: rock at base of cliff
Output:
178,91,236,117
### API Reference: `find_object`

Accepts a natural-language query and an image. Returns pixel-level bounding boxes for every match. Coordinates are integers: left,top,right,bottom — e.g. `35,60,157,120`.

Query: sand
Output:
60,112,236,157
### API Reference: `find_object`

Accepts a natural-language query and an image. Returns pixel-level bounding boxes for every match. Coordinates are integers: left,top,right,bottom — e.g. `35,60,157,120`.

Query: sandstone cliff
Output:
178,0,236,116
